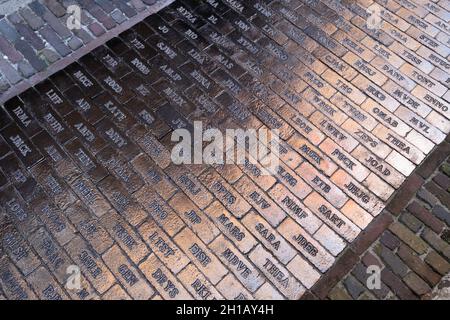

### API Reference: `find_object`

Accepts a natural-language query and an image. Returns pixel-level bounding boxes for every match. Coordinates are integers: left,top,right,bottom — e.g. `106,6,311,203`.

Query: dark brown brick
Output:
425,181,450,208
361,251,384,269
416,188,438,208
403,273,431,296
379,245,408,277
399,212,423,233
381,268,417,300
433,173,450,191
407,201,444,233
386,174,424,216
380,230,401,250
416,142,450,178
311,249,359,299
424,250,450,276
351,211,393,255
397,245,441,286
421,228,450,259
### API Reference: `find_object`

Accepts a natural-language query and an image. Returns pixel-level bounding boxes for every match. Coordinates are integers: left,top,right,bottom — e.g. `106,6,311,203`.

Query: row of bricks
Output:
160,0,442,180
0,7,376,300
0,119,322,300
0,0,165,90
0,0,448,298
0,0,446,250
0,0,442,264
0,3,378,228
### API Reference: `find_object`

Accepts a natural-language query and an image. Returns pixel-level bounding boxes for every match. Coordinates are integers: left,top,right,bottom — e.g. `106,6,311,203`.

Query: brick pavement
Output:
319,139,450,300
0,0,175,103
0,0,449,300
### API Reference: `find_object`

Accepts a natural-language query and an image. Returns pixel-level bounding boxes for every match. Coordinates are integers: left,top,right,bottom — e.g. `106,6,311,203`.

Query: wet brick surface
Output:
0,0,449,300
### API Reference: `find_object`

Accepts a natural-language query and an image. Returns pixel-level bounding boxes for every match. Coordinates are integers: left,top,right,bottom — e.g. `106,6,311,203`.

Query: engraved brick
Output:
215,273,254,300
170,195,218,240
278,217,335,272
371,56,416,91
361,99,411,138
304,192,360,242
102,245,154,300
373,124,425,165
321,69,366,105
234,175,286,226
209,233,264,293
330,169,385,216
65,235,115,294
286,255,321,289
3,97,42,137
341,118,392,159
0,222,40,276
138,220,189,274
319,138,370,182
96,173,137,215
178,263,223,300
0,186,41,234
27,266,68,300
280,106,325,146
139,254,192,300
65,112,108,154
165,164,213,209
0,256,37,300
199,168,251,218
65,202,113,254
389,42,434,74
402,63,447,97
136,132,172,169
361,36,403,68
353,75,401,113
268,182,323,234
135,188,184,236
296,161,348,208
248,244,305,299
100,210,148,264
332,30,375,62
31,198,75,246
310,111,359,152
130,154,177,200
243,210,295,264
342,51,388,86
30,161,77,209
303,87,349,125
28,227,70,283
1,124,43,168
174,227,228,285
204,200,255,252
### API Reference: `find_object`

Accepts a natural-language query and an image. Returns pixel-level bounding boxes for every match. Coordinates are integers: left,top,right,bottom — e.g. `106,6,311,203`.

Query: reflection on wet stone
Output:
0,0,449,300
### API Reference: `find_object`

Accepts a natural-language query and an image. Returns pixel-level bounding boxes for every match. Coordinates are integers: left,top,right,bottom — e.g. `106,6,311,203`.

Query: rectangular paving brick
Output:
0,0,449,300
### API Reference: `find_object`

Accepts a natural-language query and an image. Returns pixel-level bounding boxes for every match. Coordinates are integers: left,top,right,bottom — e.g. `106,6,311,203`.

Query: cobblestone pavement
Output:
0,0,449,300
0,0,175,103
